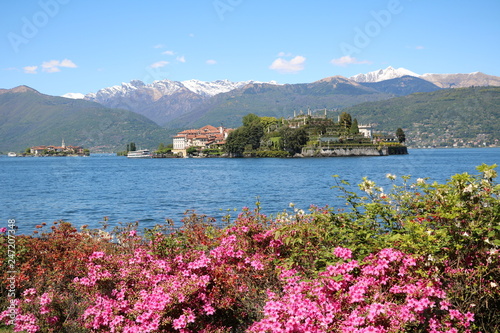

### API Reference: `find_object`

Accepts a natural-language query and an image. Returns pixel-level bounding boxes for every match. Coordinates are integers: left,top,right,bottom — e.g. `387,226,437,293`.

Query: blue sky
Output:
1,0,499,96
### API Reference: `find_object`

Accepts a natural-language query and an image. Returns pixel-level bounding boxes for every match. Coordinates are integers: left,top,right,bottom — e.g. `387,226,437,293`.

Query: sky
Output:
1,0,499,96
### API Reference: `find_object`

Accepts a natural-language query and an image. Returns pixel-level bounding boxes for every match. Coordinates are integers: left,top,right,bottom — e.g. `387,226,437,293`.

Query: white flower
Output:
386,173,396,180
416,178,425,185
359,177,376,194
491,282,498,288
463,184,475,193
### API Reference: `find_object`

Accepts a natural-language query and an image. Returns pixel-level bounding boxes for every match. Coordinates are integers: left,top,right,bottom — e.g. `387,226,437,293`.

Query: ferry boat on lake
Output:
127,149,152,158
7,152,17,157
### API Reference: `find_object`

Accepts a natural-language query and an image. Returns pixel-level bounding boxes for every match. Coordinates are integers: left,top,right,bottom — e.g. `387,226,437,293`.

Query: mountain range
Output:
350,66,500,88
63,67,500,128
2,67,500,152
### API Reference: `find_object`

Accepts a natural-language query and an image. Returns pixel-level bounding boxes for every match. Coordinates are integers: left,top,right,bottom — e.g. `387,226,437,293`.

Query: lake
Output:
1,148,499,234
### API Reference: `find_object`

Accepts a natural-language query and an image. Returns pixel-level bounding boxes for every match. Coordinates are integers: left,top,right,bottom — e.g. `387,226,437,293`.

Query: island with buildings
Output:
27,140,89,157
164,111,407,158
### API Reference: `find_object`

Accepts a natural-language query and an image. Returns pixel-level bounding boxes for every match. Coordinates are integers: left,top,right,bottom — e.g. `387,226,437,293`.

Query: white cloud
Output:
41,59,77,73
162,50,175,56
330,55,371,67
277,51,293,57
206,59,217,65
176,55,186,63
24,66,38,74
150,61,169,68
415,45,425,50
60,59,77,68
269,55,306,74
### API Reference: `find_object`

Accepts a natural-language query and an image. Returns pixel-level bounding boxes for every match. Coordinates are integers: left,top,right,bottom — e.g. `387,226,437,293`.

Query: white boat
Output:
127,149,152,158
7,152,17,157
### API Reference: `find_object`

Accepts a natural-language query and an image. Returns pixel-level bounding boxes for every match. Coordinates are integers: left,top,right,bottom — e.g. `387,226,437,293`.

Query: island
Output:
27,140,90,157
168,111,407,158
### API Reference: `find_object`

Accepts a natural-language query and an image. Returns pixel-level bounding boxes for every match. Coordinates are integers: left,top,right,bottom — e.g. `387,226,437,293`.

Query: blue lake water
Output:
1,148,499,234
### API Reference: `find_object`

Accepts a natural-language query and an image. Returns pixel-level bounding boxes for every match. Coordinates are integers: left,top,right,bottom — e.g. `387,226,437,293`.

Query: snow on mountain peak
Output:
350,66,420,83
62,92,85,99
180,79,279,97
85,78,282,103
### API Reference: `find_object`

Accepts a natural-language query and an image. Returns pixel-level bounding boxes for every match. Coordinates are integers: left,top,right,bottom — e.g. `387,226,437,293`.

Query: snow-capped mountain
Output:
350,66,420,83
85,79,278,102
180,79,276,97
419,72,500,88
351,67,500,88
82,79,280,126
61,70,499,127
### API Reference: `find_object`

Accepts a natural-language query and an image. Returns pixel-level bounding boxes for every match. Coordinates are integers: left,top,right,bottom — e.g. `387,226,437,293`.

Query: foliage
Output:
186,146,199,155
225,116,265,156
253,150,289,158
126,142,137,152
1,166,499,332
0,222,116,332
350,118,359,134
396,128,406,143
278,127,308,155
339,112,352,131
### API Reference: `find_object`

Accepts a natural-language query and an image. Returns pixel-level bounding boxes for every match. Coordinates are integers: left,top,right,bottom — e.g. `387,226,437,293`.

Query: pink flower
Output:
334,247,353,260
39,293,52,306
0,227,7,233
465,312,474,322
129,230,137,237
22,288,37,297
89,251,106,260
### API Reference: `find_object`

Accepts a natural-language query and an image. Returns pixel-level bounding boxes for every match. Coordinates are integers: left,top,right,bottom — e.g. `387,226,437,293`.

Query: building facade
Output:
172,125,233,156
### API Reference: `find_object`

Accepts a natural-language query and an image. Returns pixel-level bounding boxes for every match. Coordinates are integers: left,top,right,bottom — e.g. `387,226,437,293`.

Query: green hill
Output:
0,86,173,153
343,86,500,147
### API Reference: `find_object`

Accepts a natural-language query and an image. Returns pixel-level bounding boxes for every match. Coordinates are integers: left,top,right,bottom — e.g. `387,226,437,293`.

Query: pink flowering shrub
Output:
0,288,70,333
249,248,474,333
72,208,283,332
1,166,498,332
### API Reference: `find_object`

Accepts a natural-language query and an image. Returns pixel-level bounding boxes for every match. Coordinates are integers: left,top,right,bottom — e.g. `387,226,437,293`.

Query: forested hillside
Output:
343,86,500,147
0,86,172,152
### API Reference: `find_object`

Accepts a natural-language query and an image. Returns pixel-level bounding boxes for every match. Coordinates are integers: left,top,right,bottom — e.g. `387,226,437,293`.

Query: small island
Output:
26,140,90,157
168,111,407,158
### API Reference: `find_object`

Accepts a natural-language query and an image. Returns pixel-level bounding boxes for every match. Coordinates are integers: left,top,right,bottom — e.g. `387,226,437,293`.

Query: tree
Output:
280,127,308,155
242,113,261,127
339,112,352,131
127,142,136,152
225,128,247,156
396,128,406,144
350,118,359,135
186,147,198,155
244,122,264,150
225,114,265,156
